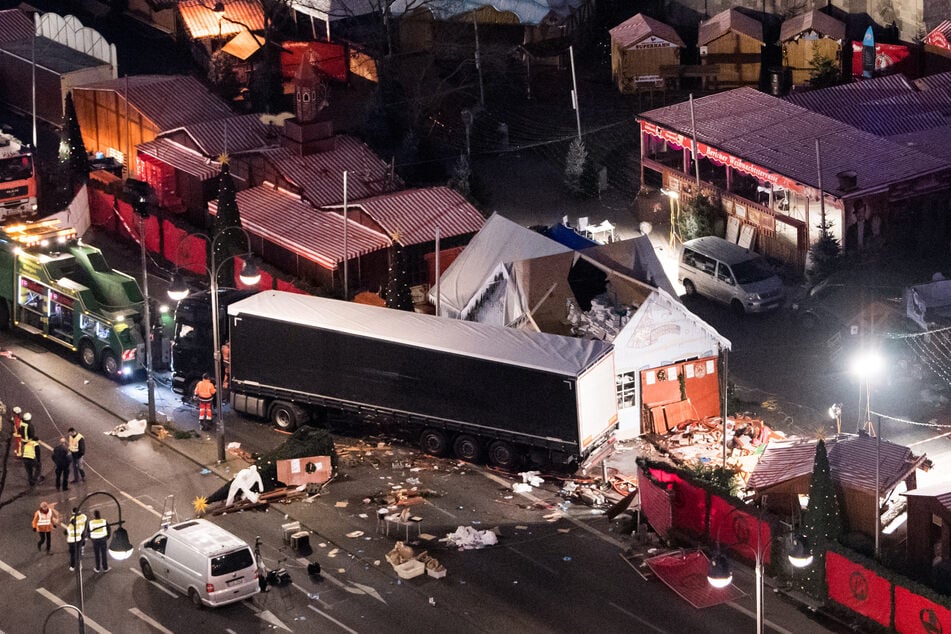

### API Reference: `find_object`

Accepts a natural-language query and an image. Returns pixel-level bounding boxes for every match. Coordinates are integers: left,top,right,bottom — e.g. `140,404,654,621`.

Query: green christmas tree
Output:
796,438,843,599
807,220,841,283
564,138,587,195
212,158,244,289
384,238,414,311
59,92,90,193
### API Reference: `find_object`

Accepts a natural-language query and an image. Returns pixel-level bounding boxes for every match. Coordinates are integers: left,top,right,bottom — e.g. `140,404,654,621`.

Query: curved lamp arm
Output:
74,491,134,560
43,604,85,634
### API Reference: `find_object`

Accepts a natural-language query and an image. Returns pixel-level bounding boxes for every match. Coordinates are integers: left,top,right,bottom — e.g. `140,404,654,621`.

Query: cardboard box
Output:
277,456,332,487
393,559,425,579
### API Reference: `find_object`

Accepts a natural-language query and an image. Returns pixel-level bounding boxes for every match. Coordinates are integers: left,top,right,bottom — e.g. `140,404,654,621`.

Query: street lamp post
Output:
707,501,813,634
126,179,157,425
851,348,883,558
661,188,679,247
167,228,260,463
72,491,134,616
43,604,85,634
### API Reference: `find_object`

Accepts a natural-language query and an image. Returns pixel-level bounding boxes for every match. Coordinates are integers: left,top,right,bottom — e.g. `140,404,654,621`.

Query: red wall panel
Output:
827,551,892,626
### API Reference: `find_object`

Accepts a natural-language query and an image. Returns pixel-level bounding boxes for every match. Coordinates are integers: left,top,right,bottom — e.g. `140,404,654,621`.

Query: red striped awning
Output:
137,139,220,180
210,186,390,269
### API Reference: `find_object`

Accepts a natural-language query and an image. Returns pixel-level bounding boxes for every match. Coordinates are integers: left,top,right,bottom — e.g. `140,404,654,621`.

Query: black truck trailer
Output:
227,291,618,469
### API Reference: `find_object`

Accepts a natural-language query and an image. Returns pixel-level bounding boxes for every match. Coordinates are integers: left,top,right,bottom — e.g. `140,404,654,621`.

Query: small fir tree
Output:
564,138,587,195
59,92,89,192
809,52,841,89
212,158,244,288
807,221,841,283
448,154,472,198
796,439,843,599
384,239,414,311
676,193,719,241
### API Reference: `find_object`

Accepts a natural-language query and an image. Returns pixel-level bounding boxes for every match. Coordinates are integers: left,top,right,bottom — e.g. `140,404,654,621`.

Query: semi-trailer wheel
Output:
487,440,521,470
78,340,98,370
419,428,449,457
452,434,482,463
270,401,305,431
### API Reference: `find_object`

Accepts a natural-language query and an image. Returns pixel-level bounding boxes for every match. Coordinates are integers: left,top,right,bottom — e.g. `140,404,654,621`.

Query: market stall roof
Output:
323,186,484,246
229,290,613,375
779,9,845,42
828,435,927,495
0,8,34,43
746,438,820,492
431,212,572,317
388,0,584,25
137,138,220,180
639,87,951,198
178,0,265,40
699,8,763,46
581,235,678,299
74,75,234,132
259,137,397,208
210,186,391,269
290,0,378,22
221,30,264,61
902,482,951,511
159,114,274,157
0,37,108,74
609,13,684,49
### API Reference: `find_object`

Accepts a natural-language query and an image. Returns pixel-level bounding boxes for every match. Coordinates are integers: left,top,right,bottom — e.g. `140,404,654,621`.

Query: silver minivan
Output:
678,236,785,314
138,518,259,608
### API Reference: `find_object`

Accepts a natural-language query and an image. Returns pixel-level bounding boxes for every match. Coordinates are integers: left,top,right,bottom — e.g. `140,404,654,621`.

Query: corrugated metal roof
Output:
638,87,951,198
0,37,108,74
260,136,398,207
73,75,234,132
221,29,263,61
915,70,951,91
0,9,34,43
827,435,924,495
699,8,763,46
210,186,391,268
290,0,379,22
609,13,684,49
927,19,951,41
783,74,951,137
779,9,845,42
161,114,274,157
746,438,820,491
324,186,485,246
178,0,265,40
388,0,585,25
903,482,951,513
137,138,220,180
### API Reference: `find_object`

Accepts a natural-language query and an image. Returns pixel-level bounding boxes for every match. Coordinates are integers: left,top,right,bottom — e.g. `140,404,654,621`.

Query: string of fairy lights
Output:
879,324,951,429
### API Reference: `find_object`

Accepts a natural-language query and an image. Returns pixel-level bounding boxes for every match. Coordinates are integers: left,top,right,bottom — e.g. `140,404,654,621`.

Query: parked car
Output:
790,277,902,334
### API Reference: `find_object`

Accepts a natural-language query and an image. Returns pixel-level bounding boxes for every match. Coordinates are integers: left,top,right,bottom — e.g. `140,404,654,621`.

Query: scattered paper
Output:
512,483,532,493
335,501,348,508
346,531,364,538
445,526,499,550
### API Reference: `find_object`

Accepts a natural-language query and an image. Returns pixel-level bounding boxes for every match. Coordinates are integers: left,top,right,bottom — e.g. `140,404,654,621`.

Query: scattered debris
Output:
105,418,147,438
519,471,544,487
444,526,498,550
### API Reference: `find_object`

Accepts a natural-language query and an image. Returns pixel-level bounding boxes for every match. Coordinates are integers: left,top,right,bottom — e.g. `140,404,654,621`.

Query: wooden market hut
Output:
699,9,763,88
746,438,820,516
608,13,684,94
780,10,845,88
902,483,951,575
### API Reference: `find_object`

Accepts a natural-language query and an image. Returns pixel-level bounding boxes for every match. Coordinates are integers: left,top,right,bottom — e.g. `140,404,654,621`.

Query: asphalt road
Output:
0,328,842,633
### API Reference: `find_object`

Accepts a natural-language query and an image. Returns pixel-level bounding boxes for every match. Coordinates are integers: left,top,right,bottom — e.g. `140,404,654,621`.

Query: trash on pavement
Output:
106,418,147,438
444,526,498,550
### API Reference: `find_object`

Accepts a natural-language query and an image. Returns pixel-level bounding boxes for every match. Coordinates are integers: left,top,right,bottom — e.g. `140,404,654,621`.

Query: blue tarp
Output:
546,223,599,250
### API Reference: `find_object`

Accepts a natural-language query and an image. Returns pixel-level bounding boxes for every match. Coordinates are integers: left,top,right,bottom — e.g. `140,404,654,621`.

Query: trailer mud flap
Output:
578,435,616,476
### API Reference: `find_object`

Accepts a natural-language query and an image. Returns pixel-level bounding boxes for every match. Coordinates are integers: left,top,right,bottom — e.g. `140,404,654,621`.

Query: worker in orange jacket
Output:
194,374,216,430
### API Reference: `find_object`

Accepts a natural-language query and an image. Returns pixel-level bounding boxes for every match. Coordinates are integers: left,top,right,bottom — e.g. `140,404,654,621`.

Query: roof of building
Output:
0,8,34,43
73,75,234,132
783,74,951,137
324,187,484,247
779,9,846,42
609,13,684,49
827,434,925,495
178,0,265,40
211,186,391,269
699,8,763,46
221,29,264,61
388,0,585,25
259,136,397,207
159,114,275,157
290,0,379,23
638,87,951,198
926,19,951,43
0,37,108,74
747,438,820,491
137,139,221,180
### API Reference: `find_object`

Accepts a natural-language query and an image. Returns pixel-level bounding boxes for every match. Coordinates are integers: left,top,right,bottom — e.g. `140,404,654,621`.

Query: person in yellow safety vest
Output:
194,373,216,430
33,501,59,554
10,406,22,456
22,437,41,486
89,510,110,573
12,409,31,457
67,428,85,483
65,508,87,571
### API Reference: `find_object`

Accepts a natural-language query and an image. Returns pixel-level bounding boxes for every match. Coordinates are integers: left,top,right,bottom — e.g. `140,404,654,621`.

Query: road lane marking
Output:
727,601,793,634
242,603,292,632
608,601,667,633
507,546,558,575
129,567,178,597
120,490,163,517
0,559,26,580
128,607,174,634
307,604,359,633
36,587,110,633
479,470,626,548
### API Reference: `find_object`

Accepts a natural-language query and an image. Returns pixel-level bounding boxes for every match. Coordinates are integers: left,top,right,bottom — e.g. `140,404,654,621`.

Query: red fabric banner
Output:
88,188,114,226
638,467,673,540
649,467,707,537
276,279,306,294
163,222,187,265
708,495,771,565
144,215,160,254
827,551,892,626
895,586,951,633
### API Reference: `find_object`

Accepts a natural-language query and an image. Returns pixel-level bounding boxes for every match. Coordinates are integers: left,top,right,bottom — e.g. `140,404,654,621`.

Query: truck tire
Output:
0,300,8,330
78,340,98,371
419,428,449,457
270,401,305,431
101,350,119,378
488,440,521,470
452,434,482,463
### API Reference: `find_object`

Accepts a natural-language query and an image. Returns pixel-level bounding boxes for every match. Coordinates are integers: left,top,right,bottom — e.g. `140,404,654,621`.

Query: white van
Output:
678,236,785,314
138,519,259,608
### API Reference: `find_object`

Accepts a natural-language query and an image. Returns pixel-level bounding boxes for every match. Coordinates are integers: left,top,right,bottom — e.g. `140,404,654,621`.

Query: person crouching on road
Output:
195,373,216,431
67,428,86,483
52,437,71,491
89,510,110,573
65,507,87,571
33,501,59,554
